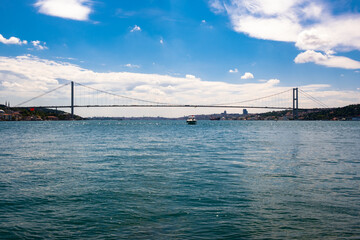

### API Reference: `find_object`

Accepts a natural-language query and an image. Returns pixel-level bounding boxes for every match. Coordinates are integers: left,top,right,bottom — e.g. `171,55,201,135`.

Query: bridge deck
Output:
15,104,294,110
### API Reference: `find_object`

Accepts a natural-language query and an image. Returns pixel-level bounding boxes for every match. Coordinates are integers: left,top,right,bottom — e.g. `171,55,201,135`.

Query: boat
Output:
186,115,197,125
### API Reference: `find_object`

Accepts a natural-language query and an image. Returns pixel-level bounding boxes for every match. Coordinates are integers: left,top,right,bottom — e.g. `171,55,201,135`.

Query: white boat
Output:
186,115,197,125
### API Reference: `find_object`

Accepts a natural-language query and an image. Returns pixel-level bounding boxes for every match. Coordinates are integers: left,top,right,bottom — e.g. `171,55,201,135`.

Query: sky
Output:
0,0,360,117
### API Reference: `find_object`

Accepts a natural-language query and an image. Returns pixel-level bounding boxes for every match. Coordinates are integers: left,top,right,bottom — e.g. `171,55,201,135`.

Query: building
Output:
3,114,12,121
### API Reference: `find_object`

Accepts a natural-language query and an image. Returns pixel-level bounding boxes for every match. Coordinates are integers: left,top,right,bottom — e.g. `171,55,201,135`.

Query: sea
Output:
0,120,359,239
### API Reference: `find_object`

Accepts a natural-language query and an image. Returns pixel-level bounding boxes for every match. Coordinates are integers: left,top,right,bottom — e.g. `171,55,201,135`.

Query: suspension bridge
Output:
13,81,329,119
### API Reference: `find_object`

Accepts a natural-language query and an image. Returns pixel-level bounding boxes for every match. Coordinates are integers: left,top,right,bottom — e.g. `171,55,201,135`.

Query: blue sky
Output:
0,0,360,117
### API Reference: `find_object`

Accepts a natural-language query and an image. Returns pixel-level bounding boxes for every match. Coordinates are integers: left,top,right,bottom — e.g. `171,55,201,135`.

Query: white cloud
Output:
230,14,301,42
300,84,331,91
185,74,196,79
0,34,47,51
31,40,48,50
295,16,360,52
56,57,77,60
211,0,360,69
266,79,280,85
229,68,238,73
200,19,214,29
34,0,92,21
296,15,360,51
0,34,27,45
301,2,324,19
160,38,164,44
294,50,360,69
241,72,254,79
124,63,140,68
0,55,359,117
130,25,141,32
224,0,303,42
209,0,225,13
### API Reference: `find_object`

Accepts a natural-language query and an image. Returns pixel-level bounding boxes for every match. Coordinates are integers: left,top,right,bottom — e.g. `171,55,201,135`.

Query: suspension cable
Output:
210,88,293,106
75,82,171,105
14,82,70,107
299,89,329,108
13,81,317,109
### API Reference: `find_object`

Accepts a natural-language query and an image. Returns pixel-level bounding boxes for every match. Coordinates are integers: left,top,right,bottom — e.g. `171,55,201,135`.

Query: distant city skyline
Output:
0,0,359,117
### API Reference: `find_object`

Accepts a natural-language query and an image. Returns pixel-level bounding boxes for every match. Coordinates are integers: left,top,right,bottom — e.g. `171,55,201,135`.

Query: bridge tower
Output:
71,81,74,118
293,88,298,120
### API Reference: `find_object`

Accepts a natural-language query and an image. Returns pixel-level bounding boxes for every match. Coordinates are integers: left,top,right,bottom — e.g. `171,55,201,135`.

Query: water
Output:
0,120,359,239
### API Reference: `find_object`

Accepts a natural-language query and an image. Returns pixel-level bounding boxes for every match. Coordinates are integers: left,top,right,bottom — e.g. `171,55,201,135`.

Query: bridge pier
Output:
71,81,74,118
293,88,298,120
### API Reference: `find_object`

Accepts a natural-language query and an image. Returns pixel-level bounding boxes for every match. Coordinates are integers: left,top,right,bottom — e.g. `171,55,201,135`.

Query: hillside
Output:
257,104,360,121
300,104,360,120
0,105,83,121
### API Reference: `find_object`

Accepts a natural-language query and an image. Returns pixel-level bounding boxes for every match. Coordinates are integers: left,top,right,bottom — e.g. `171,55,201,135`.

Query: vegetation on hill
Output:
0,105,83,121
300,104,360,120
256,104,360,120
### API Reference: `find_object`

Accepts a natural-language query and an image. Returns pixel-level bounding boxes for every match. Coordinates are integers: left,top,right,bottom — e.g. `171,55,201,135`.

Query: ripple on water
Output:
0,120,359,239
